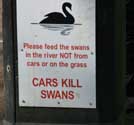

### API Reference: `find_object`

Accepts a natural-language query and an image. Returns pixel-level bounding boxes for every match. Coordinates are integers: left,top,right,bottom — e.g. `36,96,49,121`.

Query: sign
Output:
17,0,96,108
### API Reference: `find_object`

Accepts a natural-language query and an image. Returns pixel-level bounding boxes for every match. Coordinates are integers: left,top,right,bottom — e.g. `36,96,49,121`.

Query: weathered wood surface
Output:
0,0,4,123
0,42,4,123
0,0,2,35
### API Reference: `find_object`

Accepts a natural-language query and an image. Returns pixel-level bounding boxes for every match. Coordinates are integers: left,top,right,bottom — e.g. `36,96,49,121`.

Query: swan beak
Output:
69,5,72,11
70,6,72,11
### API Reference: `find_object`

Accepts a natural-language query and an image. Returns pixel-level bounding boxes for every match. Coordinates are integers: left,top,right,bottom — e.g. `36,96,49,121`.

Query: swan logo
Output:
40,2,75,24
31,2,81,36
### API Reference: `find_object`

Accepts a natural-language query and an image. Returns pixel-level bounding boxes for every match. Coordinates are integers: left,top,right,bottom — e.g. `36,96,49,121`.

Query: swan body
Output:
40,2,75,24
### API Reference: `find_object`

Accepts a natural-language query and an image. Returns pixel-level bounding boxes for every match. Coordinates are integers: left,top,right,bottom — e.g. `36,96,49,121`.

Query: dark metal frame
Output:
3,0,126,124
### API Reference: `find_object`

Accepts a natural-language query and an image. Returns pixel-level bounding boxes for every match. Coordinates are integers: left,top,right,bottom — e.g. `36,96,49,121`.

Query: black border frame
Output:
3,0,126,124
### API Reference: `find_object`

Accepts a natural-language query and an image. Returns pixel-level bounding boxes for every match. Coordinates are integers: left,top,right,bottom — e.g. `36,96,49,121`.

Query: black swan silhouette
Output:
40,2,75,24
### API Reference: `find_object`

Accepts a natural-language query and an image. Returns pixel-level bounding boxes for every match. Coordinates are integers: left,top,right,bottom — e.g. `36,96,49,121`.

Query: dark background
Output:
127,0,134,97
0,0,134,124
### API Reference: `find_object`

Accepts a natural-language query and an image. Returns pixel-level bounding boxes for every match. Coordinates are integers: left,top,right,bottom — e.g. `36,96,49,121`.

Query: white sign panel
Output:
17,0,96,108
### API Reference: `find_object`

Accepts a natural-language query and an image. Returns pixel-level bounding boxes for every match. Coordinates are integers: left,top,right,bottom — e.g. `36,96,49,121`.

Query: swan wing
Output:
44,12,65,18
40,12,66,24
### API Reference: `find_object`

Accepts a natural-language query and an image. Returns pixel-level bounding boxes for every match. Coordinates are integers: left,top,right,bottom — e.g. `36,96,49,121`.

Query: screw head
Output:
22,100,26,103
91,52,94,55
89,103,93,106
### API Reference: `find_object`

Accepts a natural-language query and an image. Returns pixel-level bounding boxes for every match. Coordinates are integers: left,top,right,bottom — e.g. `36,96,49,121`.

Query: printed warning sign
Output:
17,0,96,108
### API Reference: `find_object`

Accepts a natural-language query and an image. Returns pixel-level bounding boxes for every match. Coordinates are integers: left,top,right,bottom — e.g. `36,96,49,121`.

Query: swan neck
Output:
63,5,72,17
